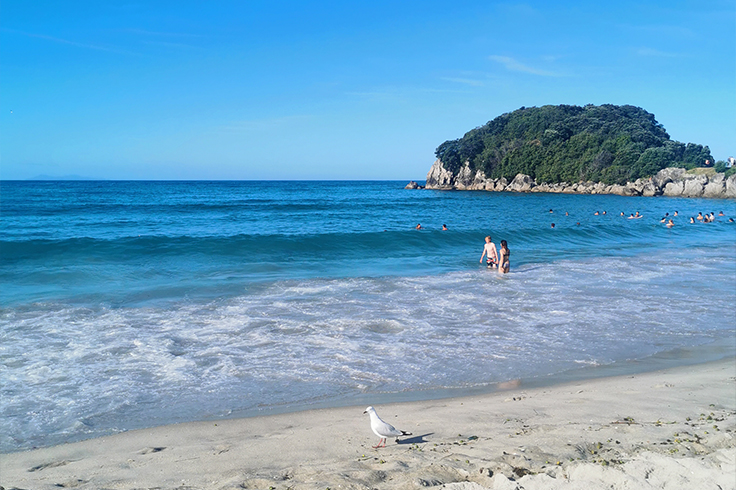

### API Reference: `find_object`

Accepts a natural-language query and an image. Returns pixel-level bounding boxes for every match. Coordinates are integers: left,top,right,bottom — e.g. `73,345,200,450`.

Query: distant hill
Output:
434,104,713,185
28,174,97,180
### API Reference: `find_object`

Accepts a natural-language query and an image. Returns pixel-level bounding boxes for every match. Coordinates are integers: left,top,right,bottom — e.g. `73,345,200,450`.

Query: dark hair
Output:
500,240,508,249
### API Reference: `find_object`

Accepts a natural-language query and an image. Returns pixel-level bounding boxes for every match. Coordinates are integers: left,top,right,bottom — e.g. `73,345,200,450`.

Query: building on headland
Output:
728,157,735,168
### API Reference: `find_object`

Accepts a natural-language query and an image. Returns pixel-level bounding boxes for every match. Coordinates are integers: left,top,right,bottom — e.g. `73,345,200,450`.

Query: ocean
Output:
1,180,735,452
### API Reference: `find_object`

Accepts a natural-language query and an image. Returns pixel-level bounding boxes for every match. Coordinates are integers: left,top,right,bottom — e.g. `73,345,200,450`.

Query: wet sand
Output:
1,358,734,490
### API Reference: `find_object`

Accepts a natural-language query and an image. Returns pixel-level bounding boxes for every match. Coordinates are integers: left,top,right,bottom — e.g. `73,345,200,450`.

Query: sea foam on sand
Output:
1,359,734,490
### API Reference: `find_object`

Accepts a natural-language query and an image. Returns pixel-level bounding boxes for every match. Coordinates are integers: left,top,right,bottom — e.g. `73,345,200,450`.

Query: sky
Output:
1,0,734,180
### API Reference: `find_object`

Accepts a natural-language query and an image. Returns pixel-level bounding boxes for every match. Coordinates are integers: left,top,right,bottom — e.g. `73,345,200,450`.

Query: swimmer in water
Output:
480,236,498,269
666,219,674,228
442,224,448,231
690,217,695,223
416,223,423,230
498,240,510,274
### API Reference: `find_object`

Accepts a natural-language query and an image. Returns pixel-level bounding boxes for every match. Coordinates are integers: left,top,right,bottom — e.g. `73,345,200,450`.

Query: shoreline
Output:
5,339,733,455
221,338,736,425
2,357,734,490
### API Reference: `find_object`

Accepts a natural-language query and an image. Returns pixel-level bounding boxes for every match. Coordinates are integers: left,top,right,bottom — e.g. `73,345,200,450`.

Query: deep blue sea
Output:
1,180,735,452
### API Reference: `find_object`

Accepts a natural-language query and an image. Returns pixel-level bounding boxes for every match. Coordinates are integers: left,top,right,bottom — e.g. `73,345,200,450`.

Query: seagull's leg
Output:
372,438,383,448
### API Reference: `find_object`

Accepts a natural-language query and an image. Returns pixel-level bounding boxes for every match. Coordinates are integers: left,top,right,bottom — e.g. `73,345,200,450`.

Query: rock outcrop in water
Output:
420,159,736,198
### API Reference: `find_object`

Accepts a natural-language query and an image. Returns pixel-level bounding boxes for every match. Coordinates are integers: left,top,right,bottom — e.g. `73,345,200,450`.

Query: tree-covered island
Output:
422,104,735,198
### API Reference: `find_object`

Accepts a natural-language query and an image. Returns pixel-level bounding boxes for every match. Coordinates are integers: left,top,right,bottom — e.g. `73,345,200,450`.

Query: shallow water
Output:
1,181,734,451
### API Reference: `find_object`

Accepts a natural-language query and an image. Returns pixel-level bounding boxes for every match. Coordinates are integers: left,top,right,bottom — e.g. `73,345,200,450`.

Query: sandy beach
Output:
2,358,734,490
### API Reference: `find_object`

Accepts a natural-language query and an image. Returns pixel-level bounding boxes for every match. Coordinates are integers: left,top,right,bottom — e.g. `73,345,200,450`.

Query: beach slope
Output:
2,359,734,490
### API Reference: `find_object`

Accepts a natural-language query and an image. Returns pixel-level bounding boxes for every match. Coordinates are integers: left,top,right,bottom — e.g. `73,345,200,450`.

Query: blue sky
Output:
1,1,734,180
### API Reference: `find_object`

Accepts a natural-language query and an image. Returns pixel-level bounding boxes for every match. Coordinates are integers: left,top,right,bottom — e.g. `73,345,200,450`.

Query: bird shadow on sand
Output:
397,433,433,445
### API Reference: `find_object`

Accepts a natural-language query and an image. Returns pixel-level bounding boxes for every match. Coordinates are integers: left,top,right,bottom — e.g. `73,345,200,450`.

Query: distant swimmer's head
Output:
551,223,555,228
416,224,422,229
442,224,448,230
549,209,553,213
729,218,734,222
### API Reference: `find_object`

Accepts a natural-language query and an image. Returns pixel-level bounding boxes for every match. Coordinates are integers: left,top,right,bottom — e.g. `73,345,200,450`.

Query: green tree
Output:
434,104,714,185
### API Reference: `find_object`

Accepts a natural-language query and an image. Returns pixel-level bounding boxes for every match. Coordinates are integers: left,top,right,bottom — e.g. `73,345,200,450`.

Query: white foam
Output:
1,246,734,452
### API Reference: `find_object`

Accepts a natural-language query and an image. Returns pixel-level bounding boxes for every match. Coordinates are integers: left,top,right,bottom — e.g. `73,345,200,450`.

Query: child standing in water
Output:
480,236,498,268
499,240,510,274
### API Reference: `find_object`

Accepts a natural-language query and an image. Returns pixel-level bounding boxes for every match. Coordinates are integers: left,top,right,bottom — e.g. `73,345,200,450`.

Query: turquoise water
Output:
1,180,735,451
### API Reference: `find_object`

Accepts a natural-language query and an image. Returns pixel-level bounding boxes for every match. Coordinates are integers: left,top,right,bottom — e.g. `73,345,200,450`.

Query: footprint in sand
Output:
54,479,89,488
28,460,74,472
137,446,167,454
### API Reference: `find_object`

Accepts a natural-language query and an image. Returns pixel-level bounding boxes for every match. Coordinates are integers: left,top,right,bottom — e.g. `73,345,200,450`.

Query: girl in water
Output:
499,240,510,274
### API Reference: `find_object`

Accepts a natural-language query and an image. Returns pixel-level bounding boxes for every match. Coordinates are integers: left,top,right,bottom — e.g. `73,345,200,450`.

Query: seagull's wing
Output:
372,417,402,437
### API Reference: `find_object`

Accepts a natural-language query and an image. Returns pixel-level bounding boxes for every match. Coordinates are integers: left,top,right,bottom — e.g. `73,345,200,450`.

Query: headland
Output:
413,104,735,199
422,163,736,198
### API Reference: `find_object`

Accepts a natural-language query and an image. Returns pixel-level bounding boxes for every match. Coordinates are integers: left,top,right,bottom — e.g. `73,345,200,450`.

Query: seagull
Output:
363,406,412,448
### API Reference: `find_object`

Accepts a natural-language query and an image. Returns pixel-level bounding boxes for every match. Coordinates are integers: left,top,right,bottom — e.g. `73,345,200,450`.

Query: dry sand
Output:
2,358,734,490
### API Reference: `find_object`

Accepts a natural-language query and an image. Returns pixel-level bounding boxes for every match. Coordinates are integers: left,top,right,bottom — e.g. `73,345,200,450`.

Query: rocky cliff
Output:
423,159,736,198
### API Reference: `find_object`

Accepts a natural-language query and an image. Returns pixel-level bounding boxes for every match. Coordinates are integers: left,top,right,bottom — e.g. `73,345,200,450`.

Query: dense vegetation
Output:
435,104,714,185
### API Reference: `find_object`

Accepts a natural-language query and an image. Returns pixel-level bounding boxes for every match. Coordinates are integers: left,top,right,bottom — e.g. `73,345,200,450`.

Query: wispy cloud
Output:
488,55,560,77
440,77,484,87
635,47,681,58
2,28,137,55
